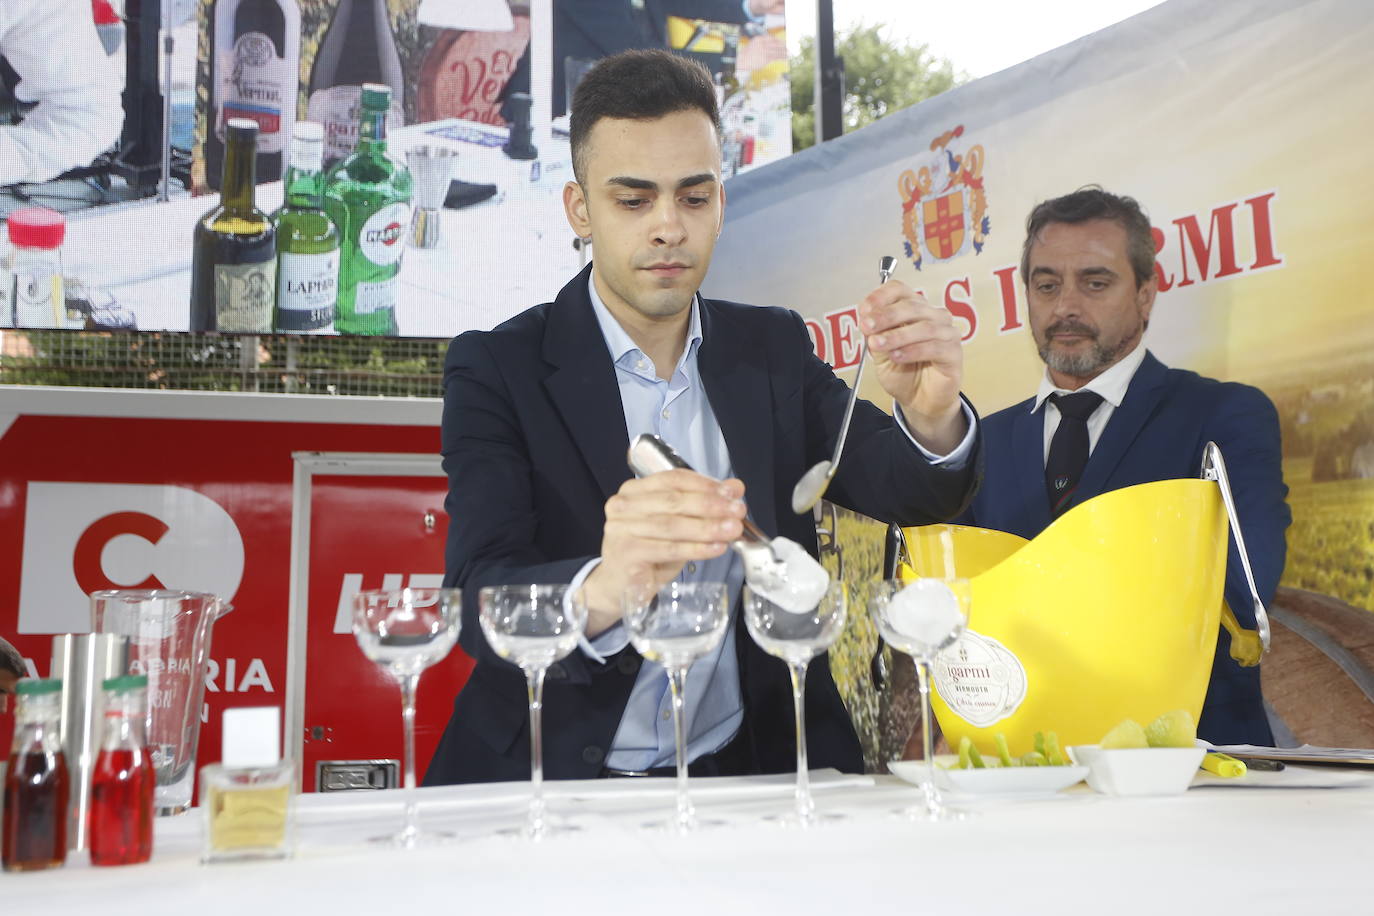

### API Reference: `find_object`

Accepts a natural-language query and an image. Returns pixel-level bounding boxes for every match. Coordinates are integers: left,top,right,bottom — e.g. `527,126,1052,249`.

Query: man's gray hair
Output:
0,636,25,678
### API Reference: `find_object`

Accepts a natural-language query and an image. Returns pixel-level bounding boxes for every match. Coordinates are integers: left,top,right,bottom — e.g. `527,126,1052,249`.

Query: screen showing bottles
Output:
4,0,791,338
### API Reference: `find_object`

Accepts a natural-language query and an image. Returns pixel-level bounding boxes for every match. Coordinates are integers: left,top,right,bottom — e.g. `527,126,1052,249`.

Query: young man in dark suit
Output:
963,187,1290,746
426,49,982,786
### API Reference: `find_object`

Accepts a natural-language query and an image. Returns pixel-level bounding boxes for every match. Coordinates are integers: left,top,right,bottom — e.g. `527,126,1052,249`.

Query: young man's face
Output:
564,109,724,326
1026,218,1156,386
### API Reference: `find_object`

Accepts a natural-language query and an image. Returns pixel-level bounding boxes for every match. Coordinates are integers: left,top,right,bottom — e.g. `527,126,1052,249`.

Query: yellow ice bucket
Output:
897,479,1229,756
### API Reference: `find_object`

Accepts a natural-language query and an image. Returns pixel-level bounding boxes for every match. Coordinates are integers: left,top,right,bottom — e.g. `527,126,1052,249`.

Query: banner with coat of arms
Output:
707,0,1374,759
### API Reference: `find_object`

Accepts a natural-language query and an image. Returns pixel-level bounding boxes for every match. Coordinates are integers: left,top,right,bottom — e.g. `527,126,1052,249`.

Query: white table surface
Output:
61,119,583,338
8,766,1372,913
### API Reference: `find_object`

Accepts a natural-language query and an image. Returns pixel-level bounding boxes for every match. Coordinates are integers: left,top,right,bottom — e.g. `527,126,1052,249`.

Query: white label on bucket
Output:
931,629,1028,727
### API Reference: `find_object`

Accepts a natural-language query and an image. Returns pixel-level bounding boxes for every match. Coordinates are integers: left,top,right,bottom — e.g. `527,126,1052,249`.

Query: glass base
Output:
366,827,454,849
641,814,727,835
893,801,974,822
765,810,845,829
494,821,582,842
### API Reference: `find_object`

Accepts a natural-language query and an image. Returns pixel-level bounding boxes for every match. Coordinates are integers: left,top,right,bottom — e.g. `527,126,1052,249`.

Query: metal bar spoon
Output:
791,255,897,514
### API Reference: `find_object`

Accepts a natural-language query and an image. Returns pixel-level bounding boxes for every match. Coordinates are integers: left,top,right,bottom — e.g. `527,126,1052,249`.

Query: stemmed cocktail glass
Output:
743,581,847,827
622,580,730,833
869,578,971,821
352,587,462,847
479,584,588,840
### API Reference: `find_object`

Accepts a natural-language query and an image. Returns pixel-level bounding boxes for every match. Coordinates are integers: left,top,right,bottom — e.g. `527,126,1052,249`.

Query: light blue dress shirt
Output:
573,277,978,771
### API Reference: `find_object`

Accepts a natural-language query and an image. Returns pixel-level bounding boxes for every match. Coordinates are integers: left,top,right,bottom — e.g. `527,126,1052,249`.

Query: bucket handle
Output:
1200,441,1272,658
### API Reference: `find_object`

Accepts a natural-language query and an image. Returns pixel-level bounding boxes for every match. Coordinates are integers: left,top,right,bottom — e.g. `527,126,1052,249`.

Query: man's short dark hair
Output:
569,49,721,184
1020,186,1156,289
0,636,23,679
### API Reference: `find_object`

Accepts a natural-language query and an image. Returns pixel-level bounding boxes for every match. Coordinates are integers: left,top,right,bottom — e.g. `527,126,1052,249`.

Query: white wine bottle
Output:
206,0,302,189
190,119,277,332
307,0,406,167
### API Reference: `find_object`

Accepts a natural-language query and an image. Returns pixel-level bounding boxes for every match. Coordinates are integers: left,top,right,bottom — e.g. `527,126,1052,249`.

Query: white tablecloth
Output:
7,766,1372,913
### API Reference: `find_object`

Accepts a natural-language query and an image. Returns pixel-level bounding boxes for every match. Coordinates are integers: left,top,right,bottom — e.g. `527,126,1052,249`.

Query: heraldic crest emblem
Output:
898,125,989,271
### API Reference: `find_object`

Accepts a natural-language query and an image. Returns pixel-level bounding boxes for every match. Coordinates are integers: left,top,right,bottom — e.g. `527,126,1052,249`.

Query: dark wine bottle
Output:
307,0,406,167
206,0,302,189
190,120,278,332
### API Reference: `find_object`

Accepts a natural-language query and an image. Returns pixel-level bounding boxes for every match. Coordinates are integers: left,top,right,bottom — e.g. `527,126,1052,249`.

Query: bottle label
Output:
214,260,276,332
12,268,64,329
358,203,410,267
307,85,406,162
277,250,339,332
217,31,291,153
930,629,1029,727
355,275,398,315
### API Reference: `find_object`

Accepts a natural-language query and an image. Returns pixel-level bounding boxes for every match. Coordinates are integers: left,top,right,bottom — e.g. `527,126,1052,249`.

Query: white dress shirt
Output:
0,0,123,186
1033,341,1149,463
573,277,977,770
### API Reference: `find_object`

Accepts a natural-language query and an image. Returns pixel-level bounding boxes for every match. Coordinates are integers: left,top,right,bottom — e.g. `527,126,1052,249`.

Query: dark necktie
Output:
1045,390,1104,518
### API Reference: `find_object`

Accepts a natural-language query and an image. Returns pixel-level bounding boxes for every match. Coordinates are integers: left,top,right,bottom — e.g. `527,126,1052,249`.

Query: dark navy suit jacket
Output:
962,350,1290,745
424,265,982,784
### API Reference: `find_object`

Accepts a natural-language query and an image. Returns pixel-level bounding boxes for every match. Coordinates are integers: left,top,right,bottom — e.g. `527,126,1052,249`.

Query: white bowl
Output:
1068,744,1205,796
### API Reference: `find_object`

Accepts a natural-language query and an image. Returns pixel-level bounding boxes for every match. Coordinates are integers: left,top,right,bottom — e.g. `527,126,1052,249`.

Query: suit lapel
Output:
1011,400,1053,532
541,265,632,502
1074,350,1170,504
698,299,778,535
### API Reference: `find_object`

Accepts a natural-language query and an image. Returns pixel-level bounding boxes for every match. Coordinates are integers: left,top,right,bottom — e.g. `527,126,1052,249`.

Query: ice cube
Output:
744,537,831,614
886,579,963,646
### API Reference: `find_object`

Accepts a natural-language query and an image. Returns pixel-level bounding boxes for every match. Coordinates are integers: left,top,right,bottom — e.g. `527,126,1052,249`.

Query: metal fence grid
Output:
0,330,449,398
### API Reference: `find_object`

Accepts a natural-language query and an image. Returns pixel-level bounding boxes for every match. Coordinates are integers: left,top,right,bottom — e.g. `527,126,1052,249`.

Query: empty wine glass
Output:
622,580,730,834
743,581,847,828
352,587,462,847
478,584,588,840
869,578,971,821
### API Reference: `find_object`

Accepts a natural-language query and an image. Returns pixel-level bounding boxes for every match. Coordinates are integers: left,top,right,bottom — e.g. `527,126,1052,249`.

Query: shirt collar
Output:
1032,341,1149,413
586,273,703,371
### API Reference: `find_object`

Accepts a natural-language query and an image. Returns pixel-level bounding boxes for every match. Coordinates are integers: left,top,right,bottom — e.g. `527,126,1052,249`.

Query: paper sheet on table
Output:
1191,762,1374,790
1206,743,1374,766
297,769,874,818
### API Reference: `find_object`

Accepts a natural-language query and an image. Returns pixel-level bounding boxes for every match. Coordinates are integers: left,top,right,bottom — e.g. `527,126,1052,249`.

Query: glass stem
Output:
914,658,941,812
667,664,695,832
789,660,815,824
526,665,548,838
399,673,420,843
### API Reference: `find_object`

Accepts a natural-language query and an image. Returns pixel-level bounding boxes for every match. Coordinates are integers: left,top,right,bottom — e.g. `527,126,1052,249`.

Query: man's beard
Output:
1037,319,1138,378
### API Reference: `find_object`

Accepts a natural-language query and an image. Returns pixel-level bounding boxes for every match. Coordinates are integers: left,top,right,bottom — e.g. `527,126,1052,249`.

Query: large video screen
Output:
22,0,790,339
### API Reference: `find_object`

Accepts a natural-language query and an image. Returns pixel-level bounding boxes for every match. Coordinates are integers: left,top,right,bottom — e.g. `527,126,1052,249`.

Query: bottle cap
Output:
7,207,65,249
226,118,260,142
102,674,149,693
222,706,282,769
16,678,62,696
360,83,392,111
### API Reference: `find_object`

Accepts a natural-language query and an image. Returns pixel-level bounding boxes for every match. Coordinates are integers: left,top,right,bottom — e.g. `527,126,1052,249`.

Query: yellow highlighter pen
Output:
1201,752,1248,778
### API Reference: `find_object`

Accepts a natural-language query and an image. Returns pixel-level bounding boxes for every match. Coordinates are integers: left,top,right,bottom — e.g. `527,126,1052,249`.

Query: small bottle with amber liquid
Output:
201,706,294,863
89,675,155,866
2,679,69,872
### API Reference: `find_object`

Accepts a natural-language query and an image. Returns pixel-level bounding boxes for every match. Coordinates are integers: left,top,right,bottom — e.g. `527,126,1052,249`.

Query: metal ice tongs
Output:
626,434,788,584
1200,441,1271,664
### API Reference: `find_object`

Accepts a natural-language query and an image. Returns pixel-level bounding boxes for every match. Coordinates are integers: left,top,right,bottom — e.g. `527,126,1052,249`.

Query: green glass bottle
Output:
190,118,276,333
325,83,412,336
273,122,340,333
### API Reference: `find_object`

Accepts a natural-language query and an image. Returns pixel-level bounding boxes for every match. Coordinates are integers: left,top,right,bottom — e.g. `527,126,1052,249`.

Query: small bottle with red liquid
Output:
89,674,155,866
2,678,69,872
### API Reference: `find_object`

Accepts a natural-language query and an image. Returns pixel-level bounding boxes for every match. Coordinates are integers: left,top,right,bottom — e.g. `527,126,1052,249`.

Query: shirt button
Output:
661,408,671,419
687,562,697,573
662,710,671,721
581,745,605,765
636,359,646,370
